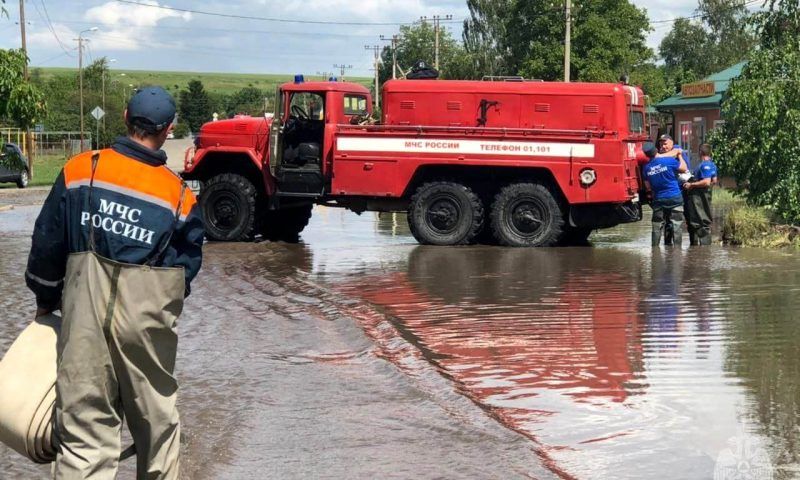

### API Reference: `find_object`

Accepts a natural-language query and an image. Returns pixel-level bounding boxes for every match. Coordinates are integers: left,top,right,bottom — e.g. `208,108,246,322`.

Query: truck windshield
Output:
290,92,325,120
343,95,368,115
629,111,645,134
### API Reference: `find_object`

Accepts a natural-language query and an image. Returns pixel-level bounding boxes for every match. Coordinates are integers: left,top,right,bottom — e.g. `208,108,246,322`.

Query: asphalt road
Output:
162,137,194,172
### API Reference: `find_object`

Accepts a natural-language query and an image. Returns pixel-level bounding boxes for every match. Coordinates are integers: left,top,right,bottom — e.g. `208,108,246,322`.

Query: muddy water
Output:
2,198,800,479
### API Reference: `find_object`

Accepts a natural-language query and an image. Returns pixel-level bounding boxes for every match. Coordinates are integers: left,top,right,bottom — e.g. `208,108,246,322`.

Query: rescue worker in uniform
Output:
643,141,688,247
683,143,718,245
25,86,204,479
658,133,692,170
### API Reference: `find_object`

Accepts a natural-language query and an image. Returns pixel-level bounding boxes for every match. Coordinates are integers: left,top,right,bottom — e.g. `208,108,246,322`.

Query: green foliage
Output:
0,48,46,128
462,0,512,76
722,205,771,245
721,204,800,248
713,1,800,223
178,80,212,133
378,22,473,83
463,0,653,82
172,122,190,139
659,0,756,81
224,86,267,117
629,64,671,103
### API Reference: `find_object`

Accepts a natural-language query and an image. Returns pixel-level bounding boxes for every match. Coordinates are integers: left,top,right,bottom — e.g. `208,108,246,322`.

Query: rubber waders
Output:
1,152,188,480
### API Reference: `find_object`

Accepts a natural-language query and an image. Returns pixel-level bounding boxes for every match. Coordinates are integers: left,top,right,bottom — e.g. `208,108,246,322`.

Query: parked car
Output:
0,143,29,188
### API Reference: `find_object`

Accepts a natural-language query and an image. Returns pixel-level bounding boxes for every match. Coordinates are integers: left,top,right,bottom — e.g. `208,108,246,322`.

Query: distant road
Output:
163,137,193,173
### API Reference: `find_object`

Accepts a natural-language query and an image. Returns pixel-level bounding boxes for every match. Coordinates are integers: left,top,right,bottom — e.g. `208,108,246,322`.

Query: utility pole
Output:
380,35,400,79
420,14,452,70
75,28,97,151
18,0,34,170
102,59,116,138
564,0,571,82
333,64,352,81
365,45,380,109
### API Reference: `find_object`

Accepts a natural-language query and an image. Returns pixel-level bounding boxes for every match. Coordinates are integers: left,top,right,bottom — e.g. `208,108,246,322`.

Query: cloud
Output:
85,1,192,27
83,1,192,51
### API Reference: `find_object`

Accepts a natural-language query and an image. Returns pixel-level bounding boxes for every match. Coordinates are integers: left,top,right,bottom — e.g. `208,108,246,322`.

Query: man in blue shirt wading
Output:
683,143,718,245
643,141,688,246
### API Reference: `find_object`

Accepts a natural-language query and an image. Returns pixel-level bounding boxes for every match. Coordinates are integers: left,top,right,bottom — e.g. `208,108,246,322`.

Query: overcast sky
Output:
0,0,725,77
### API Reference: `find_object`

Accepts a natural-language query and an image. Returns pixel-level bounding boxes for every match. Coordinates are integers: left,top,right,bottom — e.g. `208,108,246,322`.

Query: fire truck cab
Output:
183,77,649,246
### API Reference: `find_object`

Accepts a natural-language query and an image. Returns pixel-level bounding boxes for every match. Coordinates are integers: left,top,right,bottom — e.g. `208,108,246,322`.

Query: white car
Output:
167,131,175,139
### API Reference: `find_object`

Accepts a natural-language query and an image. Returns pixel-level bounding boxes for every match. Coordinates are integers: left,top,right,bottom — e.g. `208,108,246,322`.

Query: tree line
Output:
379,0,755,104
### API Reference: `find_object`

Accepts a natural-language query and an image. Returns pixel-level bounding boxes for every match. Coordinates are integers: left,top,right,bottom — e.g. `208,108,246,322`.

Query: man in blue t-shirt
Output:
683,143,718,245
659,134,692,170
643,141,688,246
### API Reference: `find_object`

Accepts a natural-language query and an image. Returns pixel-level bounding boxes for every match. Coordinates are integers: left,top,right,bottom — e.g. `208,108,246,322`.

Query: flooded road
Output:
2,193,799,479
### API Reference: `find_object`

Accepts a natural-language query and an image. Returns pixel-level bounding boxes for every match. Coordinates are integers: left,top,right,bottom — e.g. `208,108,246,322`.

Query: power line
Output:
45,18,385,39
649,0,761,24
31,0,74,56
115,0,463,26
36,50,72,65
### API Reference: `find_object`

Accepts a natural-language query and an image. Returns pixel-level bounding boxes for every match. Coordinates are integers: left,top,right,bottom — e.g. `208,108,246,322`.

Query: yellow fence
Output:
0,128,28,156
0,129,92,159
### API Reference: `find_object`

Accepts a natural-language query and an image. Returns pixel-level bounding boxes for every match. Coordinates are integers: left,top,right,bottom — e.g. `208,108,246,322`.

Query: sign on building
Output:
681,81,715,98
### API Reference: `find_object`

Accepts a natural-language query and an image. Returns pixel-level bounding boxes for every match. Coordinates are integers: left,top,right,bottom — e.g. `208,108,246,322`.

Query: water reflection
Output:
332,244,772,479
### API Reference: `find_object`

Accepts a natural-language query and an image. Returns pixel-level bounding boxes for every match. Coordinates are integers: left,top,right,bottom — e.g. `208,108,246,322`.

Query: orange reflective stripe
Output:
63,149,187,215
180,188,197,220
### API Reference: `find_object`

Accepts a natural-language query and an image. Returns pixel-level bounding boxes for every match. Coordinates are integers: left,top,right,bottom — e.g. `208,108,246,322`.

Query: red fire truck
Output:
183,77,649,246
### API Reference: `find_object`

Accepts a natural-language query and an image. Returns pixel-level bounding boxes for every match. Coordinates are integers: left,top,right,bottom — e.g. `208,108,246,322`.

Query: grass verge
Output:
722,203,800,248
30,154,67,186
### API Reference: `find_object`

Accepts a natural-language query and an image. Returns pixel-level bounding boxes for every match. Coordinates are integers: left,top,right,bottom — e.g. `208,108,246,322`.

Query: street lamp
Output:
78,27,98,151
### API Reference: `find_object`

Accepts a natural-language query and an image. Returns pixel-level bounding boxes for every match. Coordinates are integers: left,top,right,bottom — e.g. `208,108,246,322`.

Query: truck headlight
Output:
579,168,597,186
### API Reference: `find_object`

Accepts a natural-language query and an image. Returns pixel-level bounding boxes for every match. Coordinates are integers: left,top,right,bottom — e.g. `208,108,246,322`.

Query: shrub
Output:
172,122,190,139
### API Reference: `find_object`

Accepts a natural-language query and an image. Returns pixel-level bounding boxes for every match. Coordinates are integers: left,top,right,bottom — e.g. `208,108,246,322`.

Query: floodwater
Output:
2,193,800,479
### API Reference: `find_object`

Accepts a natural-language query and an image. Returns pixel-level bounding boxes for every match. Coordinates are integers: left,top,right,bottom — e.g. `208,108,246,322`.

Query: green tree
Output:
463,0,653,82
378,22,473,83
224,86,266,117
462,0,513,76
0,48,45,129
178,80,212,132
659,18,713,79
713,1,800,222
659,0,755,81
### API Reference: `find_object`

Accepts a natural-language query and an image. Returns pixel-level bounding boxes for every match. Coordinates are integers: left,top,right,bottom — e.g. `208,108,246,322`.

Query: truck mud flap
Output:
569,201,641,229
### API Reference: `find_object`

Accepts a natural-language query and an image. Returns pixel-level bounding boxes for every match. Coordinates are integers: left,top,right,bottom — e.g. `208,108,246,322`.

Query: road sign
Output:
90,106,105,121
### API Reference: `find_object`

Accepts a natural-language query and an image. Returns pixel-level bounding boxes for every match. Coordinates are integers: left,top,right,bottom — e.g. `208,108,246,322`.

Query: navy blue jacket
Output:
26,137,204,310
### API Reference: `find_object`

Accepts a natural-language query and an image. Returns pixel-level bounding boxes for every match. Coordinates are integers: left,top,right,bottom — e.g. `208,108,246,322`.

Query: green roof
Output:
655,62,746,111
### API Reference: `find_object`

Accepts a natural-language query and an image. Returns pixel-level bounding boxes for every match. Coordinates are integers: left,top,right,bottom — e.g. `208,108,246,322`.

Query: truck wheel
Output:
408,181,484,245
260,204,313,242
200,173,257,241
15,170,28,189
490,182,564,247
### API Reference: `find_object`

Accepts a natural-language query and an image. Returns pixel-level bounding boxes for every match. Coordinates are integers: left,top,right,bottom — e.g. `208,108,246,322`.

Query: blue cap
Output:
126,86,176,133
642,142,657,158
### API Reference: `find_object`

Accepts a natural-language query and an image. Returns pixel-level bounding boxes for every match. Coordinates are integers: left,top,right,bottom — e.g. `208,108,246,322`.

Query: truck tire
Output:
407,181,484,245
490,182,564,247
260,204,313,242
200,173,257,241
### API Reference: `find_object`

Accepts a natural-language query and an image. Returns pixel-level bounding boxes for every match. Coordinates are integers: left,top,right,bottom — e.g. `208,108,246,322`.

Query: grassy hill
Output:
34,67,371,95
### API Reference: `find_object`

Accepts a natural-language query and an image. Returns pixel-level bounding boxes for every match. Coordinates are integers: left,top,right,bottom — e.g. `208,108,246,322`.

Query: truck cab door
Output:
272,90,326,196
268,86,284,177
